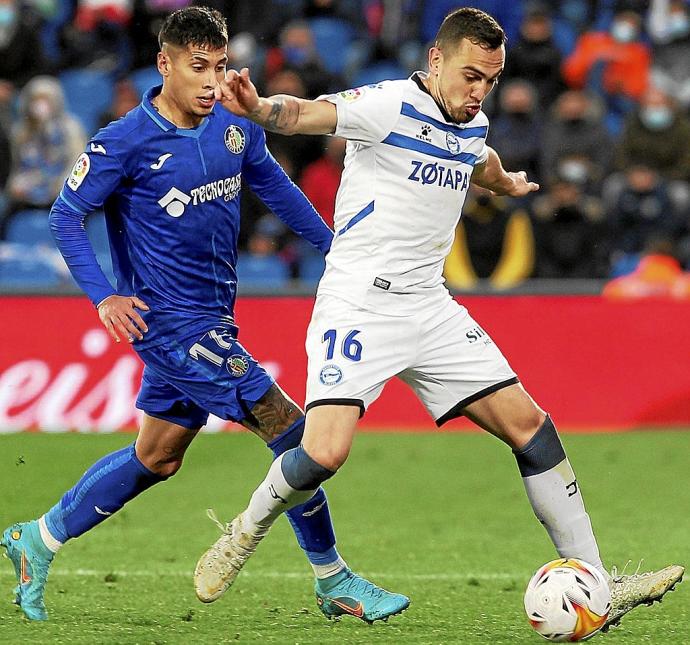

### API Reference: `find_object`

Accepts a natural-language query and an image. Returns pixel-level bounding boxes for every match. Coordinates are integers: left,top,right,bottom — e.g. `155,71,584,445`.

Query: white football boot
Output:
603,563,684,630
194,510,269,602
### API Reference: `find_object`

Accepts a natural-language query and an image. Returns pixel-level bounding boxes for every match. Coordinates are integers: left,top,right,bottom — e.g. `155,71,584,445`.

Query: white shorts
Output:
305,294,518,425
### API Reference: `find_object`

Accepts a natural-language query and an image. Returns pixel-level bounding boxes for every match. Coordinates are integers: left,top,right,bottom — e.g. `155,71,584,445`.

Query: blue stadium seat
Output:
130,66,161,98
308,17,355,75
298,253,326,283
4,210,55,247
0,244,62,289
237,253,290,290
353,61,408,87
60,69,115,136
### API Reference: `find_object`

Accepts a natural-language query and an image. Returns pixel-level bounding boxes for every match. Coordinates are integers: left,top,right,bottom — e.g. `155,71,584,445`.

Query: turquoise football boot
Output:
1,521,54,621
315,568,410,624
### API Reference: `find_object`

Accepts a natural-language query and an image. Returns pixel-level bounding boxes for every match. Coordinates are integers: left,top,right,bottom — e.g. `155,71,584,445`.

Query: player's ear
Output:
157,51,170,76
428,46,442,76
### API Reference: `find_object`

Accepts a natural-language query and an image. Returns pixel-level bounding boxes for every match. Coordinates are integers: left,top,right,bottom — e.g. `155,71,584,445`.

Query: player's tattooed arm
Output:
240,384,304,443
250,96,301,134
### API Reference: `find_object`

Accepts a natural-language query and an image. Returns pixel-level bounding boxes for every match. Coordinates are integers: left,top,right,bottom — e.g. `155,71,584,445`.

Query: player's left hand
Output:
504,171,539,197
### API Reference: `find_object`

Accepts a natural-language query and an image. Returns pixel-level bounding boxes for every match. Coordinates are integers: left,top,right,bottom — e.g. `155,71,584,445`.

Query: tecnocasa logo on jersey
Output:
158,173,242,217
408,160,471,192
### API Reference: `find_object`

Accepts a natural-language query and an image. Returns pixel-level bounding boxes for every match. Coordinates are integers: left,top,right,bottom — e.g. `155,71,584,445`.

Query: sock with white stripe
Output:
43,443,164,542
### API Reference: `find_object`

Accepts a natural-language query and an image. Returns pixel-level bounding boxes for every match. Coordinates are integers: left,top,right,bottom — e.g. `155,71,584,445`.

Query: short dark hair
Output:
434,7,506,52
158,6,228,50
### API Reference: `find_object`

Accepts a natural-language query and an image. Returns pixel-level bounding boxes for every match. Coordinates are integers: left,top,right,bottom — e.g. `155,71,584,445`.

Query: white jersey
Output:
317,72,489,315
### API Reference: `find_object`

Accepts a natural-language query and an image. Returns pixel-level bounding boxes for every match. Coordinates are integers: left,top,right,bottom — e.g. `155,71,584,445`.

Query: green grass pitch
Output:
1,430,688,644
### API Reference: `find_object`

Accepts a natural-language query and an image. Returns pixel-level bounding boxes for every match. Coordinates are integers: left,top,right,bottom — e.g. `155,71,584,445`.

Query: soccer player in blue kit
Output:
1,6,408,623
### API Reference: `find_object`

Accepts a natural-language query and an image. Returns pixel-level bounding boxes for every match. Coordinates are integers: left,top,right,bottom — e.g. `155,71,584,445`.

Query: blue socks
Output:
44,443,163,542
267,419,337,562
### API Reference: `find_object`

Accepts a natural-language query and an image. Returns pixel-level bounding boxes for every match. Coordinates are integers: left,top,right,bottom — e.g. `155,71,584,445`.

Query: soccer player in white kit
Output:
196,7,683,626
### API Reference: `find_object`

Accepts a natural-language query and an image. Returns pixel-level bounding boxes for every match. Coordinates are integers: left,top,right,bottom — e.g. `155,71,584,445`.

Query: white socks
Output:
522,458,605,574
38,515,63,554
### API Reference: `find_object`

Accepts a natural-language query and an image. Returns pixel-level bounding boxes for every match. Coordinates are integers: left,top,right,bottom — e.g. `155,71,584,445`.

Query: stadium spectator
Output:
444,188,535,290
6,76,86,213
606,164,684,275
603,237,690,300
502,2,565,109
0,0,48,128
562,8,650,100
98,77,140,129
562,8,650,132
615,85,690,182
531,173,607,278
540,89,612,188
299,135,345,229
264,20,340,99
648,0,690,108
263,68,324,179
60,0,133,73
490,79,542,185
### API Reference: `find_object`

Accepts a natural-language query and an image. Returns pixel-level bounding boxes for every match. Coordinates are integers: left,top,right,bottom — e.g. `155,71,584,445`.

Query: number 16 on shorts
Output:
318,329,362,387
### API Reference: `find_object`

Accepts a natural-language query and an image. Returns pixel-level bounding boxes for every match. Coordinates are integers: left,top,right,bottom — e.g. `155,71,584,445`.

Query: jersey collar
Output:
141,85,212,139
411,71,457,125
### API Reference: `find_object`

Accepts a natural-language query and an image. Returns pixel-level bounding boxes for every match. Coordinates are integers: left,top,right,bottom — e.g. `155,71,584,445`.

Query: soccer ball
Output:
524,558,611,642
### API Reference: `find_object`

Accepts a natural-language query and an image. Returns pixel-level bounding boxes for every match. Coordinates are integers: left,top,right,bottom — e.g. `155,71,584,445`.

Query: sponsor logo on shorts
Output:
373,276,390,290
226,355,249,377
319,364,343,386
224,125,245,153
466,326,492,345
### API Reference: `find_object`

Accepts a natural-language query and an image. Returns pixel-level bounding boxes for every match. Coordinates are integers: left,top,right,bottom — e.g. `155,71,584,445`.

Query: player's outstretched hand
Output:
505,171,539,197
97,295,149,344
216,68,260,118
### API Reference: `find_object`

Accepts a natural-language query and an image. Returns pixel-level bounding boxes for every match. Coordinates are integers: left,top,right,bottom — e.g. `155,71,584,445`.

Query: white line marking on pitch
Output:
49,570,518,581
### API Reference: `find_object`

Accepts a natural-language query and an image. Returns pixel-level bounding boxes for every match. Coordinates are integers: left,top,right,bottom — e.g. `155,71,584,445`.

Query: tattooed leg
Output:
240,384,344,576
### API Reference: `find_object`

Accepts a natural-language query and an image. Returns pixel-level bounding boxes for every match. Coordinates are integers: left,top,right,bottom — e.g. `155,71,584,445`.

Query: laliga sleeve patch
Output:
67,153,91,191
337,87,366,102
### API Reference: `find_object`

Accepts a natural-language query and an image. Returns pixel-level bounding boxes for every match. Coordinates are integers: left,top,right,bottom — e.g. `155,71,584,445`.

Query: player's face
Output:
428,38,504,123
158,43,228,120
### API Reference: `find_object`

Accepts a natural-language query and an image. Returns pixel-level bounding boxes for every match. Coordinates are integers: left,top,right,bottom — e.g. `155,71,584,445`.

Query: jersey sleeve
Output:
318,82,403,145
59,134,127,214
49,131,127,306
472,112,490,165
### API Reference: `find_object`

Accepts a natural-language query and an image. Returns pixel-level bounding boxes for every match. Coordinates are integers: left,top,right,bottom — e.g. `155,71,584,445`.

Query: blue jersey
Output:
50,86,332,348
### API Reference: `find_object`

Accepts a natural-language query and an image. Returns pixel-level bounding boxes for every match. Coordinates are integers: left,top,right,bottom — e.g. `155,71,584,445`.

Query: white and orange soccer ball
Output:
524,558,611,642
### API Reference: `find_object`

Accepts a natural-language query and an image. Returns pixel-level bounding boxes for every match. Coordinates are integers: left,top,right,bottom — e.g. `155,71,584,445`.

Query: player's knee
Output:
137,448,186,478
506,407,547,450
308,442,350,472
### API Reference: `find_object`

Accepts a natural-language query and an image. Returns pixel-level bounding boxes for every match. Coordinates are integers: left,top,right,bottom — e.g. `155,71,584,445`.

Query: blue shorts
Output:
135,327,274,430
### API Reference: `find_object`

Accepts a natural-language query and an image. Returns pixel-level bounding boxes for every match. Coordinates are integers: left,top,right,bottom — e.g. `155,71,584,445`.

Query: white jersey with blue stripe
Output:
317,72,489,314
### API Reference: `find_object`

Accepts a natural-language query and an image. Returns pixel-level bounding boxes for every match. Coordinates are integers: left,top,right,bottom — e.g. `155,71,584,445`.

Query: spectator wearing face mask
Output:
606,164,685,275
648,0,690,109
615,85,690,182
6,76,86,213
502,2,565,109
562,10,651,102
264,20,341,99
540,89,612,189
491,80,542,186
0,0,48,130
444,187,535,291
530,169,608,279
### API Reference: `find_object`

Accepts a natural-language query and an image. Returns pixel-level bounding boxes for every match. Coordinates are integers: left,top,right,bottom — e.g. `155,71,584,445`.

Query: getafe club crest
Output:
224,125,245,154
227,355,249,377
446,131,461,155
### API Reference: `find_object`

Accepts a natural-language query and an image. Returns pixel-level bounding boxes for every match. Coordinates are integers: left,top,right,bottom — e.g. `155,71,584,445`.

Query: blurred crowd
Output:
1,0,690,293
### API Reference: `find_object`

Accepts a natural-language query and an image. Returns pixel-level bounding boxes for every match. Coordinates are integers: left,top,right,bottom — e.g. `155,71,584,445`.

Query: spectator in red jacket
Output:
562,9,650,101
